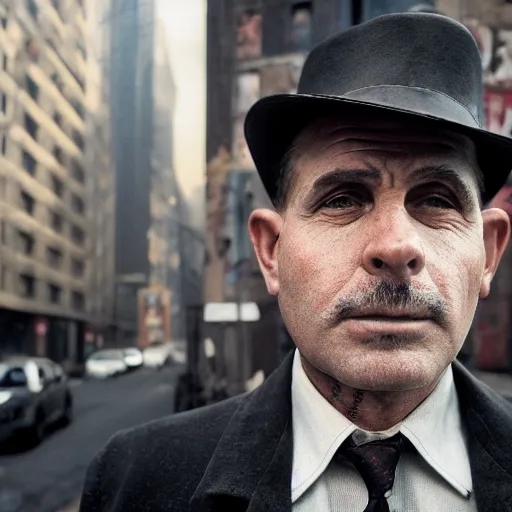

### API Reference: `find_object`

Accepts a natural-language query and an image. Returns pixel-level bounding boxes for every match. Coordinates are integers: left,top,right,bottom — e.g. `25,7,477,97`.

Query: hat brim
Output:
244,94,512,205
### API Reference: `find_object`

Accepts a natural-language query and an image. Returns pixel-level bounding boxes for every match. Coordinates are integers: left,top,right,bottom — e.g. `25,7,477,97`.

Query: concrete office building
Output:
0,0,110,367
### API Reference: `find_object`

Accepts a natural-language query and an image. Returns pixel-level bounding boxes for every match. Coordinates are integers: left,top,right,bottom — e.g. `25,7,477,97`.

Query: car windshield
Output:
124,349,140,355
0,363,28,387
89,351,123,361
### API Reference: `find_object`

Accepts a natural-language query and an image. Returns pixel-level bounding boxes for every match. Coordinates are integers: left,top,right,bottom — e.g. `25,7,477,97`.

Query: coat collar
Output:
190,352,294,512
190,353,512,512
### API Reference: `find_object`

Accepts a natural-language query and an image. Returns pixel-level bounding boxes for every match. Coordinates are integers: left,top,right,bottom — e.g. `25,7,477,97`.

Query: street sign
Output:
203,302,261,323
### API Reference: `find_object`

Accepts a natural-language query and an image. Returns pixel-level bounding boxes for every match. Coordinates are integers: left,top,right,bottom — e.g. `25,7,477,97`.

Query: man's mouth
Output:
344,308,433,322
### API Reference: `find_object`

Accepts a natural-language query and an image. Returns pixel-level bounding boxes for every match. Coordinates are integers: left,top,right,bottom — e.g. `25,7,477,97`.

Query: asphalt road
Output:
0,364,183,512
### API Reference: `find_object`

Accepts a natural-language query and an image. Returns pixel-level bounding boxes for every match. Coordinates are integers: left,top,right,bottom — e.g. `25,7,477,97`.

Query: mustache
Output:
326,281,448,327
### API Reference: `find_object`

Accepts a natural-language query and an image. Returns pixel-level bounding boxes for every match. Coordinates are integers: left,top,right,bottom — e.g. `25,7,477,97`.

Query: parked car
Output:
123,348,143,370
85,350,127,379
142,342,173,369
0,357,73,446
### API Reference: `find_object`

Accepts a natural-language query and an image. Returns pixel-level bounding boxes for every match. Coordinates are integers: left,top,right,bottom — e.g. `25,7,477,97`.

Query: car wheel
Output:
61,395,73,427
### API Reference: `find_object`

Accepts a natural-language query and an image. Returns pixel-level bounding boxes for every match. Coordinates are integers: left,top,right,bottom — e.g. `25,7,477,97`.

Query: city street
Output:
0,364,183,512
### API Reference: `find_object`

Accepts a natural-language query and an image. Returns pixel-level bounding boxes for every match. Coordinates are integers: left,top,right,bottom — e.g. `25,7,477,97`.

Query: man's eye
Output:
323,195,359,209
420,196,454,209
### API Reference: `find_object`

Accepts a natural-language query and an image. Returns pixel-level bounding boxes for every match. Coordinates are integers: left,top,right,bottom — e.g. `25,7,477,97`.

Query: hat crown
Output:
298,12,484,125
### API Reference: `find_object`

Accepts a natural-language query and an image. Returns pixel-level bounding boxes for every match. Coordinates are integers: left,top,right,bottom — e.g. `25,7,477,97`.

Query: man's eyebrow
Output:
302,168,381,208
310,168,381,192
407,165,476,208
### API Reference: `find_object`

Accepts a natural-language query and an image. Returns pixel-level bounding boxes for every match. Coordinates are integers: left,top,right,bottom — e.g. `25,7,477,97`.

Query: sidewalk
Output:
472,370,512,399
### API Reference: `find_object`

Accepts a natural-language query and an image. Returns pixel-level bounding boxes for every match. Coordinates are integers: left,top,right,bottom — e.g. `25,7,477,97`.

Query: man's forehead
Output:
296,114,475,158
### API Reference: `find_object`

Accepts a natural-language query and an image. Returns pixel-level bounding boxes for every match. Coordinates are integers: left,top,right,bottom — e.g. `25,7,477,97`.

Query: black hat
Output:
244,12,512,205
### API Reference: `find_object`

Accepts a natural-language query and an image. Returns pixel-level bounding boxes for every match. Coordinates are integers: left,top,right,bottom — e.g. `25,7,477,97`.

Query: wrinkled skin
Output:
249,115,510,430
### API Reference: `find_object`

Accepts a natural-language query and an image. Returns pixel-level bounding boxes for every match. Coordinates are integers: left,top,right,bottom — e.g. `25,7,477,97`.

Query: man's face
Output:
250,115,510,391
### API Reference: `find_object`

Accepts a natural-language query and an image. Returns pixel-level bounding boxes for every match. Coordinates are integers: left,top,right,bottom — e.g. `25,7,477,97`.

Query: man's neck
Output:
300,355,441,432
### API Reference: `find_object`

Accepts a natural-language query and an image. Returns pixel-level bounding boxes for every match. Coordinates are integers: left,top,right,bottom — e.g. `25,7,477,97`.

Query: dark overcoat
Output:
80,353,512,512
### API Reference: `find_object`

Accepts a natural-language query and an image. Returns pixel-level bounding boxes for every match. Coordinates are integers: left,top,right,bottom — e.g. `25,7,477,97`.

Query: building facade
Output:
110,0,184,346
0,0,99,368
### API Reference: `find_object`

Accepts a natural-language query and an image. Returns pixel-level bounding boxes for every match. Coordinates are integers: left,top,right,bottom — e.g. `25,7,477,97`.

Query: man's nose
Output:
361,208,425,278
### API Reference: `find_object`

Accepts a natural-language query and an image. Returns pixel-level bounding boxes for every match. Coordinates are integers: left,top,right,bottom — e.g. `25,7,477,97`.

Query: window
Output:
25,74,39,100
17,230,34,255
70,99,85,119
27,0,39,19
71,258,84,277
22,150,37,175
50,211,63,233
1,134,6,155
20,190,35,215
77,40,87,61
1,16,7,29
51,175,64,198
24,112,38,139
290,2,312,52
53,145,64,165
2,55,7,71
51,72,64,92
19,274,36,298
72,130,85,151
71,194,84,214
0,220,6,243
46,246,63,268
53,111,63,127
71,159,85,184
71,225,84,245
0,92,6,114
71,291,85,311
48,283,61,304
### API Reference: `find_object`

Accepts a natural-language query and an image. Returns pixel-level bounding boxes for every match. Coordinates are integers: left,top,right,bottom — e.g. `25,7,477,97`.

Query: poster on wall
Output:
236,10,262,60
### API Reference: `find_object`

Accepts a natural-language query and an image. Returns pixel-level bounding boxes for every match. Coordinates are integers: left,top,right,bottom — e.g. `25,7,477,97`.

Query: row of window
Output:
18,273,85,310
15,229,85,276
23,107,86,155
19,185,86,220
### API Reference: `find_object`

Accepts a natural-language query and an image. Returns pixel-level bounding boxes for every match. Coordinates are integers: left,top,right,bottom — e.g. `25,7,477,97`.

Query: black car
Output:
0,357,73,446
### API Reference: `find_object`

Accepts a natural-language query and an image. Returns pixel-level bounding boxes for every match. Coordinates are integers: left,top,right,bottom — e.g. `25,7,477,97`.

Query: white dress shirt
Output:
291,350,477,511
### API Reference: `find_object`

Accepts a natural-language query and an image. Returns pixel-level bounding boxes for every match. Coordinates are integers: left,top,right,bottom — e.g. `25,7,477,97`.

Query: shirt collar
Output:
291,349,473,503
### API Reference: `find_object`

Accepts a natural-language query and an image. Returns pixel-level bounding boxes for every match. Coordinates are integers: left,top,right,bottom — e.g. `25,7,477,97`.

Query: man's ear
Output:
248,208,283,296
480,208,510,298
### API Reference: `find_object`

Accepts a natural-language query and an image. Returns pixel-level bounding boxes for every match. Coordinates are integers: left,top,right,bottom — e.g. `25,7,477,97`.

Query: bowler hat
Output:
244,12,512,204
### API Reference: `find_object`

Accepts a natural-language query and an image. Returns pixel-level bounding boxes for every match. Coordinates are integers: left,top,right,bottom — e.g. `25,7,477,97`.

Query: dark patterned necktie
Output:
336,432,404,512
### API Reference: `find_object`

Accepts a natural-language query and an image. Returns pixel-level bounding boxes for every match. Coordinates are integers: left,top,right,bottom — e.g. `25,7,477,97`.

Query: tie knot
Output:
338,432,404,500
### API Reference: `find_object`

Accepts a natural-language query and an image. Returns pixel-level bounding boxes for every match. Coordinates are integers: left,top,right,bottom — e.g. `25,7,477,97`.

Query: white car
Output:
85,350,127,379
142,342,173,369
123,348,143,370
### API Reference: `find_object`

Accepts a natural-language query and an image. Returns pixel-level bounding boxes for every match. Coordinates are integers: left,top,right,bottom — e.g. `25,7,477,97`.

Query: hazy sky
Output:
157,0,206,199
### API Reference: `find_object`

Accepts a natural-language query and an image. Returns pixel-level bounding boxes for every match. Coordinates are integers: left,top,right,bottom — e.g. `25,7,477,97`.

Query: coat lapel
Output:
453,361,512,511
190,352,294,512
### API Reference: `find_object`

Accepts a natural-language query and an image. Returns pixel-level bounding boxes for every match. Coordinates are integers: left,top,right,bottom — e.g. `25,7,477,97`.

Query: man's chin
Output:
329,349,445,392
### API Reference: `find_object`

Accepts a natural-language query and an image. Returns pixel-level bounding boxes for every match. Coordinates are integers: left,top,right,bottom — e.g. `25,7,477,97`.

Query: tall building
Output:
109,0,183,346
0,0,107,368
84,0,116,355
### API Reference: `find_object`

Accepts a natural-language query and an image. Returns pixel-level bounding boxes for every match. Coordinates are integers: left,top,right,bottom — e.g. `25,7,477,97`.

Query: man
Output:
80,13,512,512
